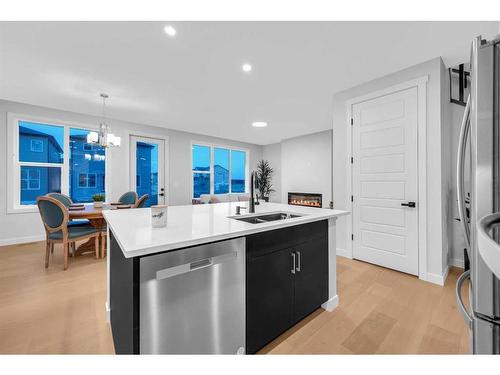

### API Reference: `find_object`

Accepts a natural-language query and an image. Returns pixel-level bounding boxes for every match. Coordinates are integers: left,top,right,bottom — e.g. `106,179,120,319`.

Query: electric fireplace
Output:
288,192,322,208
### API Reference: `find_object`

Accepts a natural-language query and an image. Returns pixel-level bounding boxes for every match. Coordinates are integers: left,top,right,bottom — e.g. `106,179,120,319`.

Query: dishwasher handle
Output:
156,251,237,280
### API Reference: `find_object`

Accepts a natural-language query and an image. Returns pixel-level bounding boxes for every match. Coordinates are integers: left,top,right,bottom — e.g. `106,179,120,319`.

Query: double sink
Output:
231,211,303,224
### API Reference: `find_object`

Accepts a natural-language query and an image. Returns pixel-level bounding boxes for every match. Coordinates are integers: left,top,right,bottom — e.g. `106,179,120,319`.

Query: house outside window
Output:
191,143,248,198
7,114,107,211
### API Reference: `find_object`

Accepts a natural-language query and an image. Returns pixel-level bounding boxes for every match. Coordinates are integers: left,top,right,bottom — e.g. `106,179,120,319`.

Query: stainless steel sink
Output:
231,212,303,224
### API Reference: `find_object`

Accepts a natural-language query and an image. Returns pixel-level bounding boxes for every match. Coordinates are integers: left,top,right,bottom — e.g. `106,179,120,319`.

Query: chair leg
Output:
51,243,54,254
63,242,69,271
100,233,106,258
95,235,99,259
45,242,50,268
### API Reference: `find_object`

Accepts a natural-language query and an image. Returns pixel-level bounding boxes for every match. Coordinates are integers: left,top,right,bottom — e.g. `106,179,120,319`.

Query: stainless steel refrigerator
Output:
456,35,500,354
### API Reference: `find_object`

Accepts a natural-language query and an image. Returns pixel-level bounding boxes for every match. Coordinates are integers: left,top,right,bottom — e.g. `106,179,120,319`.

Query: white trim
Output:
336,247,352,259
345,76,429,281
6,112,109,214
426,266,450,286
321,294,339,312
190,140,250,199
0,235,45,246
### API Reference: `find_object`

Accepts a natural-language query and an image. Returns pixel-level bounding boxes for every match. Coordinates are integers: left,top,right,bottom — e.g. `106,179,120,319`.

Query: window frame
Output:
190,141,249,199
7,112,109,214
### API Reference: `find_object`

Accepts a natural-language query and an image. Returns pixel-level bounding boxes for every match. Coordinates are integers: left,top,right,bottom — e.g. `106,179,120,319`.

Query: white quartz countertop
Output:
103,202,349,258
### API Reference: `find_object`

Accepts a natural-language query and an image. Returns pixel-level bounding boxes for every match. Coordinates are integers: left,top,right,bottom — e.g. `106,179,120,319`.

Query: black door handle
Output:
401,201,416,208
159,193,165,197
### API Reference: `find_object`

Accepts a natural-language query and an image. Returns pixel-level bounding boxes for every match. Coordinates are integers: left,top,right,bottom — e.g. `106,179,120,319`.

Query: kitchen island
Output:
104,202,348,354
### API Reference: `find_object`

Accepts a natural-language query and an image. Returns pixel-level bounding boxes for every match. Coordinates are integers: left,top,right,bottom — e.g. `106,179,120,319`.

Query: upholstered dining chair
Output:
134,194,149,208
118,191,138,205
47,192,90,227
37,196,100,270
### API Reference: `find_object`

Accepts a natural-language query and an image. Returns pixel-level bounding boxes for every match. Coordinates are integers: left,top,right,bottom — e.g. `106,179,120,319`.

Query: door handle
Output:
296,251,301,272
401,202,416,208
291,252,296,274
159,193,165,197
457,94,471,248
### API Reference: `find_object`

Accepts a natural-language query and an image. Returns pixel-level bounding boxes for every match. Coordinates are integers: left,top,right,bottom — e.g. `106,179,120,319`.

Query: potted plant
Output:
256,160,275,202
92,193,105,208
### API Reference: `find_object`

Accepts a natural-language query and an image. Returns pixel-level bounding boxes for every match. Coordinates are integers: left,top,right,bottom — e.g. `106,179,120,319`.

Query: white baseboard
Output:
426,266,450,286
449,258,465,269
0,235,44,246
321,294,339,312
336,248,352,259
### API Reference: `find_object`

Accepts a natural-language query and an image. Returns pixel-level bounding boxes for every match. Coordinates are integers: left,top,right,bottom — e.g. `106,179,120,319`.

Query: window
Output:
214,148,229,194
21,168,40,190
8,115,107,211
191,143,248,198
16,121,64,206
192,145,211,198
30,139,43,153
231,150,246,193
70,128,105,203
78,173,97,188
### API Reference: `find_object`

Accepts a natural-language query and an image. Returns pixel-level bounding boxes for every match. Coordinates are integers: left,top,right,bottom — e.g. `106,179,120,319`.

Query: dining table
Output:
68,203,132,256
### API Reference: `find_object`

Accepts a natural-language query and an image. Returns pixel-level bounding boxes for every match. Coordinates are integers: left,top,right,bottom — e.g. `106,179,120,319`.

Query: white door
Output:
351,87,418,275
130,135,166,207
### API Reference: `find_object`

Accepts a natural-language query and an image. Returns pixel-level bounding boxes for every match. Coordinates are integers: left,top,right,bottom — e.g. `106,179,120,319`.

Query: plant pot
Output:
93,201,104,208
262,196,269,202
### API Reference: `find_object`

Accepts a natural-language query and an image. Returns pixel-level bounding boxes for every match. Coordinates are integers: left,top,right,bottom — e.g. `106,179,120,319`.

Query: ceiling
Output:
0,21,498,145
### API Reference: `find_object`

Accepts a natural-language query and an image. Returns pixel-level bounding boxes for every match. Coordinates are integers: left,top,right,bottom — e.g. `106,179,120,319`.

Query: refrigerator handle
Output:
455,270,474,329
456,94,471,248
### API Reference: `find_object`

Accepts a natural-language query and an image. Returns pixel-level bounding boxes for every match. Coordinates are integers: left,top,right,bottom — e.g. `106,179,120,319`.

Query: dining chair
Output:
47,192,90,227
134,194,149,208
37,196,100,270
118,191,138,205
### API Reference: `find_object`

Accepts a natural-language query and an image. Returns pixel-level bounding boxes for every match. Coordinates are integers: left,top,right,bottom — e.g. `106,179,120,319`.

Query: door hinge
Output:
351,234,354,241
351,195,353,202
351,118,353,126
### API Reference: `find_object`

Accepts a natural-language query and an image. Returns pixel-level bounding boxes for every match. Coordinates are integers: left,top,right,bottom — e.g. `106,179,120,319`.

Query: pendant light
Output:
87,93,121,147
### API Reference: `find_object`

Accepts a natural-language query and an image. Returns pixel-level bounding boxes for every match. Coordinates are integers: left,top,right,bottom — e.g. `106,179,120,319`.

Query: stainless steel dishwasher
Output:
139,237,245,354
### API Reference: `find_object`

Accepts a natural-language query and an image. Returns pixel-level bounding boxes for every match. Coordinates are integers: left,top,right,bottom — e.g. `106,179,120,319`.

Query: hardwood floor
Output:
0,241,469,354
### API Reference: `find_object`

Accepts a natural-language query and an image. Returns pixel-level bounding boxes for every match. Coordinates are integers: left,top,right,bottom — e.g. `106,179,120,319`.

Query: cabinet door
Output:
293,235,328,323
246,247,294,354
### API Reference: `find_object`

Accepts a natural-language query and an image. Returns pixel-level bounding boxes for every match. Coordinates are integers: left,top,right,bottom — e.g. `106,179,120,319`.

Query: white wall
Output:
262,130,332,208
281,131,332,208
0,99,263,245
332,57,451,281
262,142,281,203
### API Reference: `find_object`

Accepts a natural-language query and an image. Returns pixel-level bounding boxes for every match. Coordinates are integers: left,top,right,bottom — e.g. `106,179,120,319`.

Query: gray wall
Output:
0,99,263,245
332,57,451,280
262,142,282,203
262,130,333,209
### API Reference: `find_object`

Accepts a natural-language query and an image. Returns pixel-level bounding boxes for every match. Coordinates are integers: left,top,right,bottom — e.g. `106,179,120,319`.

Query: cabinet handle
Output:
296,251,301,272
291,252,296,274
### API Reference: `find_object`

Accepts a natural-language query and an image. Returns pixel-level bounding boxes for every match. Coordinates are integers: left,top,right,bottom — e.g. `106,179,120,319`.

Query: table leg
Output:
75,218,106,257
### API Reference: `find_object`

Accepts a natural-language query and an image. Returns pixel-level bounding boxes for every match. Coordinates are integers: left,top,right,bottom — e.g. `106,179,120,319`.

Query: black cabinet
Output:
246,220,328,354
293,235,328,322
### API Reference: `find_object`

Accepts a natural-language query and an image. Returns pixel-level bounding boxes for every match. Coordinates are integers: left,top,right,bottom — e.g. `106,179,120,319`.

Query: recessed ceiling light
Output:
252,121,267,128
164,25,177,37
242,63,252,73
